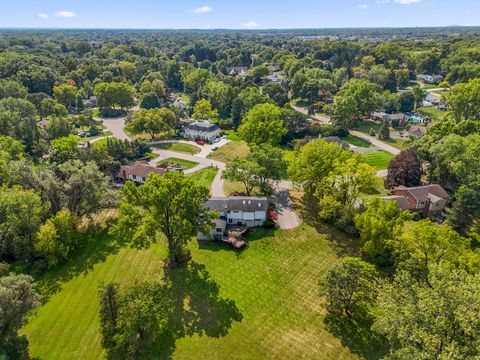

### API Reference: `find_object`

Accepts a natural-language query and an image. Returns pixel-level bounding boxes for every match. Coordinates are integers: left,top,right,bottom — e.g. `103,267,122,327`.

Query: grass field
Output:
158,157,199,170
224,130,242,141
343,135,372,148
187,167,218,192
418,106,446,120
207,141,250,163
154,143,201,155
363,150,394,170
352,120,382,135
23,224,383,360
92,137,119,148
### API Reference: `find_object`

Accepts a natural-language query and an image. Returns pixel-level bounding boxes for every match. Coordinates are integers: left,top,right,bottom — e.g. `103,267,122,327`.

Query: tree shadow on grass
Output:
144,261,243,359
35,229,125,301
298,196,361,257
324,314,387,360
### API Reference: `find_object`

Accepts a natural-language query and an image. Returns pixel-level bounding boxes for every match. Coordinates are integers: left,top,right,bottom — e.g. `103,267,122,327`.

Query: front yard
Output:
207,140,250,163
153,142,201,155
363,150,394,170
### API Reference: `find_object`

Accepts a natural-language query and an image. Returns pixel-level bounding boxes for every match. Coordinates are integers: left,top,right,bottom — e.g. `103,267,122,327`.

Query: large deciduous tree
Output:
238,103,286,146
384,148,422,189
321,257,378,319
94,82,135,110
111,172,212,268
127,108,177,140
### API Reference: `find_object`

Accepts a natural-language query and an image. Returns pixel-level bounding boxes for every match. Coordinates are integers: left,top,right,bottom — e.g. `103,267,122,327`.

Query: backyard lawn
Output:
363,150,394,170
225,130,242,141
207,141,250,163
23,225,382,360
187,167,218,192
343,135,372,148
352,120,382,135
418,106,446,120
153,142,201,155
158,157,199,170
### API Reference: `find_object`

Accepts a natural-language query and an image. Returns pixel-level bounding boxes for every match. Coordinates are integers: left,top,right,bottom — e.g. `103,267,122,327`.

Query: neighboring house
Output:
229,67,248,77
117,161,165,184
199,197,269,240
266,74,282,84
173,98,187,109
381,184,449,217
83,96,97,109
319,135,350,149
416,74,444,84
184,120,221,141
408,125,427,138
371,112,406,125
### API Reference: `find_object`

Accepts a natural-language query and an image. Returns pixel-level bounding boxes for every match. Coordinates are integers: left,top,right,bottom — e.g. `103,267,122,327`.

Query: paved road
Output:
100,117,131,141
150,138,230,158
291,104,401,156
149,149,227,197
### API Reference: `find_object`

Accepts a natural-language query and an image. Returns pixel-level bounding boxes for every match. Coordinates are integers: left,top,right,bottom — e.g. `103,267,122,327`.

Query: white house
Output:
199,197,269,240
184,120,220,141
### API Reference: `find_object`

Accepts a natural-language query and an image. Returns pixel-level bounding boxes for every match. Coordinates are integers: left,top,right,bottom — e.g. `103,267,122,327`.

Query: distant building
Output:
117,161,165,184
371,112,406,125
408,125,427,138
319,135,350,149
266,74,282,84
184,120,220,141
229,67,248,77
416,74,444,84
199,197,269,240
381,184,449,217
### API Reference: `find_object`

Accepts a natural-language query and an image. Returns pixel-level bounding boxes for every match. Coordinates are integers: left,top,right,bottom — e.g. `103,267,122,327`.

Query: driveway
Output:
151,138,230,158
272,181,301,230
100,117,131,141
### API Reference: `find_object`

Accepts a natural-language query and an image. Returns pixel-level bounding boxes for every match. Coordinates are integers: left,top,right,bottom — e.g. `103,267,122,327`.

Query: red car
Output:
195,140,205,145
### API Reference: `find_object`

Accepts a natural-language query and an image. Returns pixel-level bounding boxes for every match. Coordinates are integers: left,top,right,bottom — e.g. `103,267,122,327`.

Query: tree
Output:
399,91,415,113
448,184,480,238
222,145,287,196
0,98,39,152
0,273,41,360
39,98,67,118
280,108,308,134
34,209,78,267
321,257,378,319
94,82,135,110
354,198,413,265
262,82,289,106
98,281,168,358
0,135,26,186
111,172,212,268
377,120,390,140
44,116,73,140
247,65,269,84
385,148,422,189
53,84,77,109
140,92,160,110
127,108,176,140
192,99,218,120
238,103,286,146
412,85,427,111
0,80,27,99
49,135,80,163
392,220,469,282
17,160,116,218
0,186,43,261
444,78,480,122
374,265,480,359
332,78,381,128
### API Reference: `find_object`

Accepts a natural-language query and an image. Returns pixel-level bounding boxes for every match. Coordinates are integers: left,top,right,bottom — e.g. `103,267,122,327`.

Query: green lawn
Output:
225,130,242,141
158,157,199,170
92,137,119,148
153,142,201,155
23,224,382,359
187,167,218,192
207,141,250,163
418,106,445,120
343,135,372,148
352,120,382,135
363,150,394,170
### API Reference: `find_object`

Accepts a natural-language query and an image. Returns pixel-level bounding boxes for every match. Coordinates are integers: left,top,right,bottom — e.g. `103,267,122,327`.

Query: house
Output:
184,120,220,141
266,74,282,84
416,74,444,84
83,96,97,109
408,125,427,138
371,112,406,125
381,184,449,217
229,67,248,77
199,197,269,240
173,98,187,109
319,135,350,149
117,161,165,184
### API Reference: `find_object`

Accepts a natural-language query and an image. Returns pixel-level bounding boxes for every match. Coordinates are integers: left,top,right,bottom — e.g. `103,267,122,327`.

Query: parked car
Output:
76,131,86,138
213,138,221,143
212,146,219,151
195,140,205,145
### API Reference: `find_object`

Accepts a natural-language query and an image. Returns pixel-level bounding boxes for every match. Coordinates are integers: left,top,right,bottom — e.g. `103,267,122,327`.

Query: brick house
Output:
117,161,165,184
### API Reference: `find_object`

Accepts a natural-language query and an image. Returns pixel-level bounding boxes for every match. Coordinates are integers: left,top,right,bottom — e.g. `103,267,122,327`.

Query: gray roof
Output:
205,197,269,213
323,136,350,149
186,120,219,133
381,195,413,210
397,184,449,202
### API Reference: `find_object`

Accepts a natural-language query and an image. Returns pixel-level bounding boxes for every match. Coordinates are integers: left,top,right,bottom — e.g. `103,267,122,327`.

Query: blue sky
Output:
0,0,478,29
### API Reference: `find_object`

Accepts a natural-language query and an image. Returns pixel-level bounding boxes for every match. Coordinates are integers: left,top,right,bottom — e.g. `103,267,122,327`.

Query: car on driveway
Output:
196,140,205,145
213,138,221,143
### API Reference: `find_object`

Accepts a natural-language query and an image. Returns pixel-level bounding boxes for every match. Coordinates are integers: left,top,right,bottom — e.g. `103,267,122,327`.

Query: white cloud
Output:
37,13,49,19
394,0,421,4
358,4,369,9
192,6,213,14
54,11,77,18
242,21,259,28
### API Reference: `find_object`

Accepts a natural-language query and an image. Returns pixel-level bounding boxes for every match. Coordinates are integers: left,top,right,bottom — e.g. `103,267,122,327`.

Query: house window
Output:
215,228,223,233
228,219,233,224
258,203,262,207
132,175,137,180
